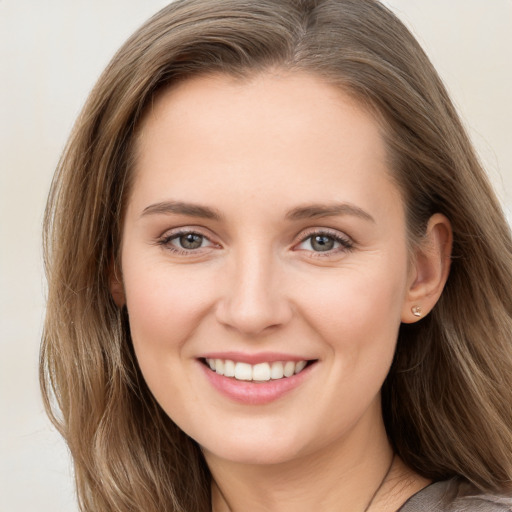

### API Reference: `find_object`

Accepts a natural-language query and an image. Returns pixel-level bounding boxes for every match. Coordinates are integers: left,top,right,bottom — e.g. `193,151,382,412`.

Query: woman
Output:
41,0,512,511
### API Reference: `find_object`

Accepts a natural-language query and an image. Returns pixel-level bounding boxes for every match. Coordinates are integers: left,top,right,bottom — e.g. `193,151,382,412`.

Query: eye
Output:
295,230,353,255
175,233,206,250
157,229,217,254
303,234,338,252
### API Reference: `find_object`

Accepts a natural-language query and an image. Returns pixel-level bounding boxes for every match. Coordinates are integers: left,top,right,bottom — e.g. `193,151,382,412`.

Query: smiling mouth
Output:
202,358,316,382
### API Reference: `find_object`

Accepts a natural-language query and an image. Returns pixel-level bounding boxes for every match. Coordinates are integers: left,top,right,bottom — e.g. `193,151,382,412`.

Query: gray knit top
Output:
399,479,512,511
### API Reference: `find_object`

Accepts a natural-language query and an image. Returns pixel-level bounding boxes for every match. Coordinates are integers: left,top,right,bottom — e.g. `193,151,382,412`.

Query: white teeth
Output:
234,362,253,381
283,361,295,377
270,361,284,379
205,358,309,381
215,359,224,376
252,362,271,381
295,360,307,374
224,359,235,377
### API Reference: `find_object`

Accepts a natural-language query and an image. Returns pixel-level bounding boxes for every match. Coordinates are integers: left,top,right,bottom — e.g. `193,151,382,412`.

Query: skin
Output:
112,71,452,511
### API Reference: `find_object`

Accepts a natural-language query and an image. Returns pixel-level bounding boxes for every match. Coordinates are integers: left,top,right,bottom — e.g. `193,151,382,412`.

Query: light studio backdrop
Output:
1,1,510,511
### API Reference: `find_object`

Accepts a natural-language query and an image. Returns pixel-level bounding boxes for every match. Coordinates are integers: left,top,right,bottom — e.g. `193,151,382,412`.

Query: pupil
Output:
312,235,334,252
180,233,203,249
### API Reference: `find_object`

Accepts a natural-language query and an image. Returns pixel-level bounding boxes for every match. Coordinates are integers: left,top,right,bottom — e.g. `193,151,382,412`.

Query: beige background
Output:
1,1,510,510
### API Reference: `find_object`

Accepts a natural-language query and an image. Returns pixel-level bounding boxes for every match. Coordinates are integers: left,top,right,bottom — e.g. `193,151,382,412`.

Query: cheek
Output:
290,257,409,411
295,263,407,343
290,264,406,427
122,262,220,421
123,260,217,355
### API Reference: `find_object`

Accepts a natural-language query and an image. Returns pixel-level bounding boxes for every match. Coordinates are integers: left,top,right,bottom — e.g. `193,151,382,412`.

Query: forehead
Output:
128,71,402,220
134,70,388,161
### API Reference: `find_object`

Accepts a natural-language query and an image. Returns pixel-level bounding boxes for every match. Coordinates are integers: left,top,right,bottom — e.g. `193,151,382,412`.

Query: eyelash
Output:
157,229,216,255
156,227,354,257
294,228,354,257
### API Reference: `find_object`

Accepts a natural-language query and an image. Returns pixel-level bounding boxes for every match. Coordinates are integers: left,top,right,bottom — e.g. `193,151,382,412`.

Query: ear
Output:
109,259,126,307
401,213,453,323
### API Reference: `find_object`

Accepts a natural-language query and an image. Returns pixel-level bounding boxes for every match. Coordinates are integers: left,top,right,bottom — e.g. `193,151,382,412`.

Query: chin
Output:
197,425,314,466
204,443,301,466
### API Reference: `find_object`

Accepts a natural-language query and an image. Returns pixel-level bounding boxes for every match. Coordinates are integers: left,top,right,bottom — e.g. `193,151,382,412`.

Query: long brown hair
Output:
41,1,512,510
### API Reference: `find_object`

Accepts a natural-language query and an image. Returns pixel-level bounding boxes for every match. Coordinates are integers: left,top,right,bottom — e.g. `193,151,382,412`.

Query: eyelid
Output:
154,225,354,257
156,226,221,254
293,227,354,254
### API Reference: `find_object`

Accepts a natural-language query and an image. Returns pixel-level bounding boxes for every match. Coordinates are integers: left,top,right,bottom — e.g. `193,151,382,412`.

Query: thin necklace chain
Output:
214,453,396,512
362,453,396,512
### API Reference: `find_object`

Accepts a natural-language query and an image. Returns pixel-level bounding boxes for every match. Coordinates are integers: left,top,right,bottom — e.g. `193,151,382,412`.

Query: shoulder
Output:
398,478,512,512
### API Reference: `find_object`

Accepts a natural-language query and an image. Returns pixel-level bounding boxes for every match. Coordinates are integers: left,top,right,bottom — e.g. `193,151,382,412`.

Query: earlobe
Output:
109,261,126,307
402,214,453,324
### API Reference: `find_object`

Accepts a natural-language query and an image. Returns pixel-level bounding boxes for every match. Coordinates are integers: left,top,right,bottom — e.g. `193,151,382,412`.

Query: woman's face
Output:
118,71,416,465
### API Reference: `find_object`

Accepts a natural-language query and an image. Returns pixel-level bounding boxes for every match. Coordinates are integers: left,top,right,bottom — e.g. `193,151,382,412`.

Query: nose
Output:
215,245,293,337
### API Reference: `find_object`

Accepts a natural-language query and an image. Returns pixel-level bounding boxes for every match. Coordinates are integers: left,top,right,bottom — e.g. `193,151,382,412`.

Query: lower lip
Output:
199,361,315,405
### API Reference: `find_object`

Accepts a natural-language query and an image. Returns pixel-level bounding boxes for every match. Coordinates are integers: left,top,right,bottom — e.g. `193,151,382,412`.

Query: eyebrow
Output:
141,200,374,223
141,200,223,220
285,203,375,223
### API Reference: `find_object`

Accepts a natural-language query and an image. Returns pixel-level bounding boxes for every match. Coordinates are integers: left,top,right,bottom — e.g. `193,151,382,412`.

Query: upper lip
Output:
199,351,316,365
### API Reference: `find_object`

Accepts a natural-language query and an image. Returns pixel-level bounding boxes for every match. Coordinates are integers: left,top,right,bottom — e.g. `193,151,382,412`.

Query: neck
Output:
206,413,427,512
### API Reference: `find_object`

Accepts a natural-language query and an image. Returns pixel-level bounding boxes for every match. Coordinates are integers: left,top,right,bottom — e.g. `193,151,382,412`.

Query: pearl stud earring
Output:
411,305,422,317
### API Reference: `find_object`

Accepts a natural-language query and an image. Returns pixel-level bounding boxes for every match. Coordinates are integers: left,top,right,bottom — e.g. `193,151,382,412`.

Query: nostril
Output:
215,298,294,336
